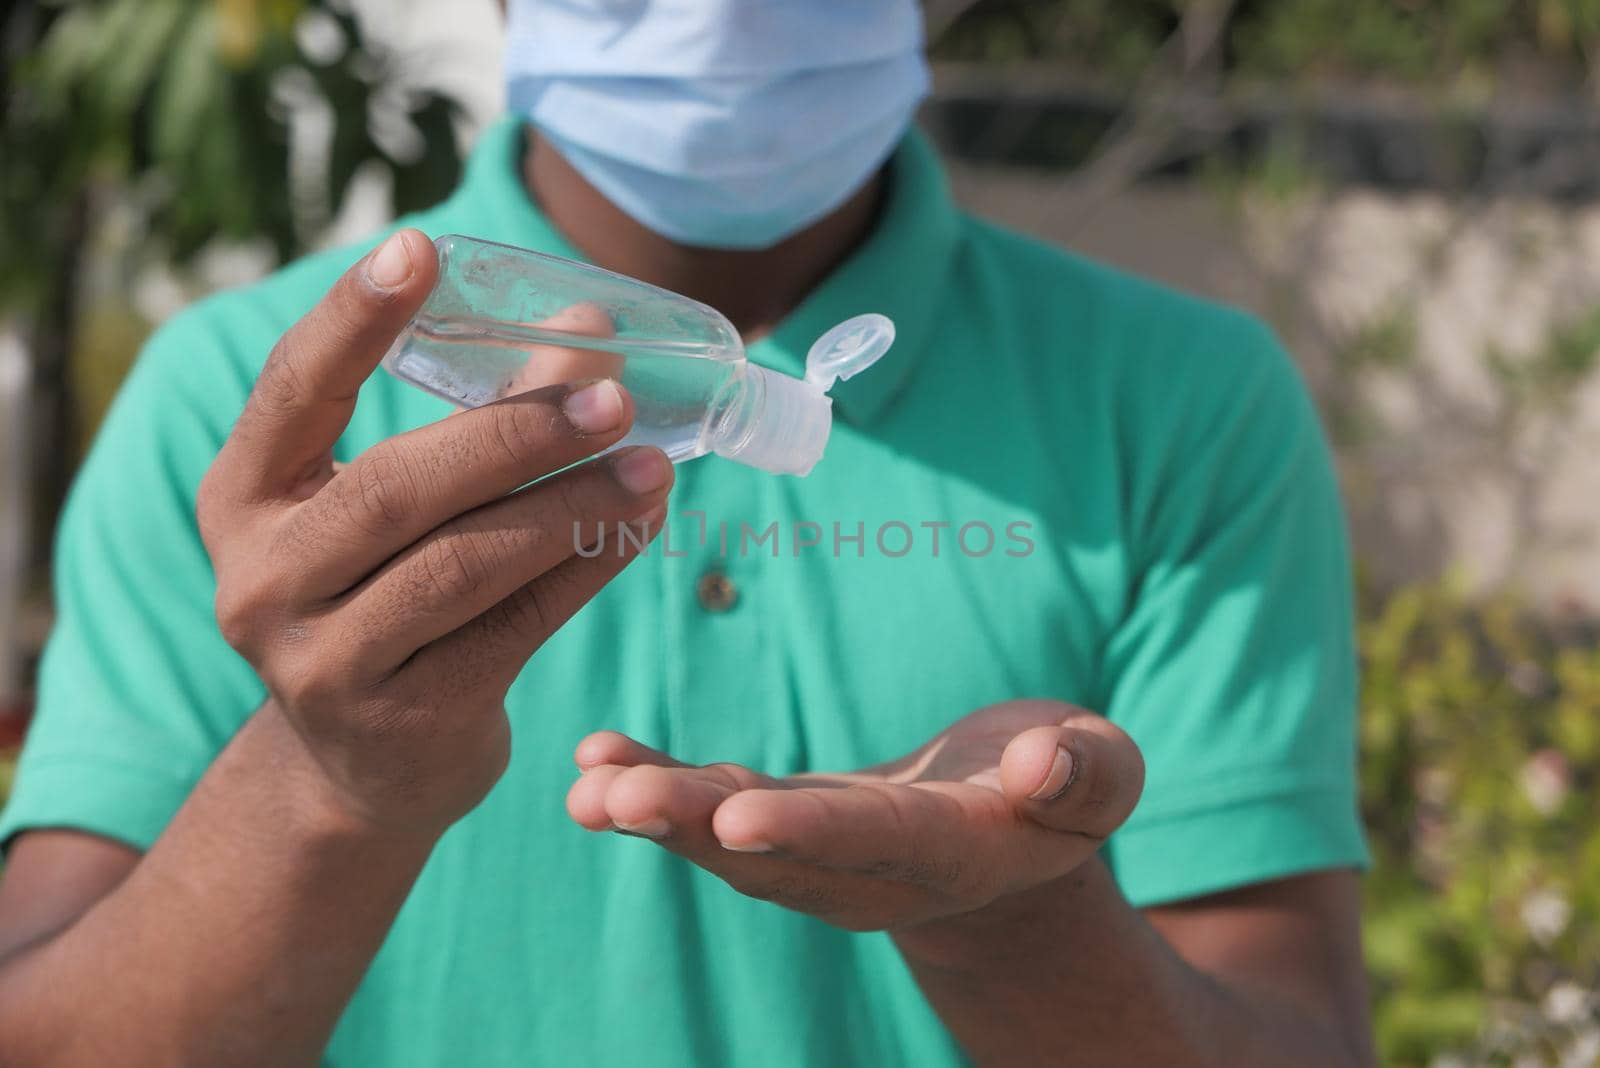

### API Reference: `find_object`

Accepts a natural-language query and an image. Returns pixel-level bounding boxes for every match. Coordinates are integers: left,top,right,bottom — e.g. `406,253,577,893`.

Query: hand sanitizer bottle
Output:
381,235,894,477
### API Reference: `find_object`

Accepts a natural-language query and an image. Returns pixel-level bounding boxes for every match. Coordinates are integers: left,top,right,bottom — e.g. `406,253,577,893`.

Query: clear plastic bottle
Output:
381,235,894,477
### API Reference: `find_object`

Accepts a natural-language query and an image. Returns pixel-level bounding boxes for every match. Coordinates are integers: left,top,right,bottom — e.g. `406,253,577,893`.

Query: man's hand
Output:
567,707,1373,1068
0,229,681,1068
198,228,675,836
565,700,1143,931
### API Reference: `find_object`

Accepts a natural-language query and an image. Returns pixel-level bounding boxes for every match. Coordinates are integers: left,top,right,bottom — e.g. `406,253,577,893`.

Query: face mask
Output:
504,0,930,250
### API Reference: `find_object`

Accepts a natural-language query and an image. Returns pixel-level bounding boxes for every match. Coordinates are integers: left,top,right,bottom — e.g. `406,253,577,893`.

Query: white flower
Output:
1521,750,1571,816
1560,1027,1600,1068
1545,982,1593,1026
1523,890,1573,947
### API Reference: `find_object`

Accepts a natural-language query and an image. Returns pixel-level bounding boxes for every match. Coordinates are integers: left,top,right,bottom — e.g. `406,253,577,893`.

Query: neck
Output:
522,127,886,340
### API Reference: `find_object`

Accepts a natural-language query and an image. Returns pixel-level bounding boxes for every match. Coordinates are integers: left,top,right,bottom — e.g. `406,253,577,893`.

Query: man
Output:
0,2,1375,1065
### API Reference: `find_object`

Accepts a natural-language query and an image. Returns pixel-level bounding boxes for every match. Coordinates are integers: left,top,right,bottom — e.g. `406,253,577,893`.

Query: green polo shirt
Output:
2,117,1367,1067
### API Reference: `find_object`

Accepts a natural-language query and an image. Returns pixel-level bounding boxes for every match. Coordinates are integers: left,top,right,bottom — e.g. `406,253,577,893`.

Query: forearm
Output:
893,858,1369,1068
0,706,438,1068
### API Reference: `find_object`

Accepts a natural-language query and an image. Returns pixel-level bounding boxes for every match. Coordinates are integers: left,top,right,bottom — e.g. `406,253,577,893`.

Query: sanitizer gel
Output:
381,235,895,477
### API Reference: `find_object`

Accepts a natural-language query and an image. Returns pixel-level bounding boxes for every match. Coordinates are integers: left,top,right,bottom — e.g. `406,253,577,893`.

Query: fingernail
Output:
366,232,414,290
613,447,672,495
563,379,624,434
1030,746,1076,801
614,818,670,839
720,838,774,854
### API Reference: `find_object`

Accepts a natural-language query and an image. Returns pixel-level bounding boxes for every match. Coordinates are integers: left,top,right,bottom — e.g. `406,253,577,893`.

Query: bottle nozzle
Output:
715,368,833,477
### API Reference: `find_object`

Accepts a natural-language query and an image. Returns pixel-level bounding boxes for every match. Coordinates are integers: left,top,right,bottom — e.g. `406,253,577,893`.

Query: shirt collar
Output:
447,116,965,425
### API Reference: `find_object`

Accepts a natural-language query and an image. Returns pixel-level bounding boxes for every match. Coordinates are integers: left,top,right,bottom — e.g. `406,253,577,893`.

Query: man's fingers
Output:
219,229,439,501
570,762,920,930
329,447,673,665
573,760,779,838
506,301,624,396
573,731,687,772
407,505,665,694
602,763,749,839
711,782,1021,903
565,764,629,830
999,718,1145,838
280,380,640,598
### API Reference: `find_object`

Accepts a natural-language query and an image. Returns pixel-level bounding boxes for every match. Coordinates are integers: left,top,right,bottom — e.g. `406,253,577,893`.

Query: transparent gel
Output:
381,235,894,477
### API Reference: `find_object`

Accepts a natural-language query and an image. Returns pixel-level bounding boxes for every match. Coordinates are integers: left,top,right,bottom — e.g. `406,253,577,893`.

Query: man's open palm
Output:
566,701,1145,932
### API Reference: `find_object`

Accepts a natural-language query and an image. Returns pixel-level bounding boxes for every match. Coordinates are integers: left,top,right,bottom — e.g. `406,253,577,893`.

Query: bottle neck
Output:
707,363,767,457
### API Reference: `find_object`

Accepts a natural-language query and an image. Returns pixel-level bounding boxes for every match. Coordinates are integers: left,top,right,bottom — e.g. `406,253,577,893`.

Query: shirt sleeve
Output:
1098,315,1369,908
0,301,267,852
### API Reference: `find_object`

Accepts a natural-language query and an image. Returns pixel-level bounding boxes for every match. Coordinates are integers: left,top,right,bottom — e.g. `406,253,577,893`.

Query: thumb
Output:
220,228,438,499
998,717,1145,837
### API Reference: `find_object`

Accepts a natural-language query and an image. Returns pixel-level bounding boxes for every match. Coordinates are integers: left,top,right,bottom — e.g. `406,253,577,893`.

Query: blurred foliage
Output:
1361,581,1600,1066
0,0,465,314
71,299,153,453
1486,307,1600,417
935,0,1600,89
1,0,471,626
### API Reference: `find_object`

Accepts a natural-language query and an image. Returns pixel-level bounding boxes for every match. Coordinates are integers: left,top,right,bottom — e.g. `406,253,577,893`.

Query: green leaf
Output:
150,7,222,170
89,0,188,124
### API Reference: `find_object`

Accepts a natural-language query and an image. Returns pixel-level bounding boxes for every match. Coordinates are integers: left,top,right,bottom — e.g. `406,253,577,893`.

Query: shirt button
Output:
696,571,739,613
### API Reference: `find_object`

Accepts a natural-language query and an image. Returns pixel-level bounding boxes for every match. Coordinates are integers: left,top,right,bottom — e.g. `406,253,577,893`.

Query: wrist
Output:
892,858,1120,969
247,703,448,856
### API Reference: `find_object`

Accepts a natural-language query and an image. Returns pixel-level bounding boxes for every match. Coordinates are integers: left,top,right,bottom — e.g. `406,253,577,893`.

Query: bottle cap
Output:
803,314,897,390
714,315,896,477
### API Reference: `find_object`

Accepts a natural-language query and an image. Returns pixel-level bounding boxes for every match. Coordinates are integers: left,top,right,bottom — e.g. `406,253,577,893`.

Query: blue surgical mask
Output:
504,1,930,250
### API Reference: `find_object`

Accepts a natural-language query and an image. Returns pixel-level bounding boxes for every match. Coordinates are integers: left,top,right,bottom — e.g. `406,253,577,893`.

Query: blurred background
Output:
4,1,1600,1064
